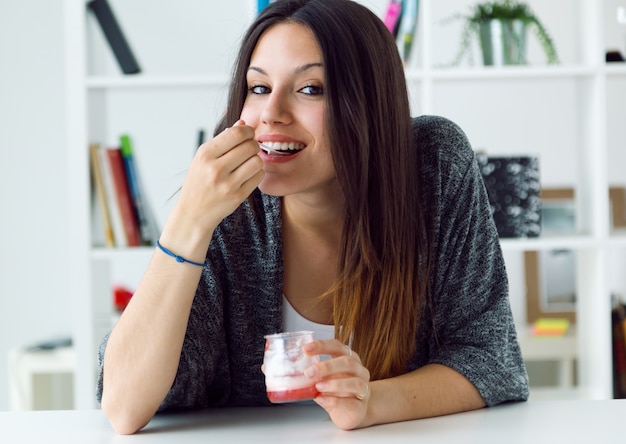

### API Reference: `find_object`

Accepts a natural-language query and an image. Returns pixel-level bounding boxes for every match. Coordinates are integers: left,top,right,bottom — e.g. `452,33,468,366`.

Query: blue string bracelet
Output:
155,240,207,268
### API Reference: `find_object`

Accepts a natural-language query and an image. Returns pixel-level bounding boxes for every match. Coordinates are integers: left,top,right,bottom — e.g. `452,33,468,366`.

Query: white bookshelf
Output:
65,0,625,409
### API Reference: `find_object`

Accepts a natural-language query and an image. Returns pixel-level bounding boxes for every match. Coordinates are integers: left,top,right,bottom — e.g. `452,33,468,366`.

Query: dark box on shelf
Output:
476,154,541,238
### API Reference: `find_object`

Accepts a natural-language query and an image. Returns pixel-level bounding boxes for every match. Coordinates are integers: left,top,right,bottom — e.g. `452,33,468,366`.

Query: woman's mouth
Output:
259,141,305,157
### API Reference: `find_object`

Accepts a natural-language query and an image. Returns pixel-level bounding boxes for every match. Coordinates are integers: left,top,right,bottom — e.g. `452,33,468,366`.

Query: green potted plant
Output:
449,0,559,66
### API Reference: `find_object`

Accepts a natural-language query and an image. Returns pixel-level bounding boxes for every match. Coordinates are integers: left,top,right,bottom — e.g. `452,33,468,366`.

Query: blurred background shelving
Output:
2,0,624,410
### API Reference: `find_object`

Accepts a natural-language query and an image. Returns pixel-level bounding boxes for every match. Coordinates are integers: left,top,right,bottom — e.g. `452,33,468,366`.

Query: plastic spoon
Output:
259,143,292,156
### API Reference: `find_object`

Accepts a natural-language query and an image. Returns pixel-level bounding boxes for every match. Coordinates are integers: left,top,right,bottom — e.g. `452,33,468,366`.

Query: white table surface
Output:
1,400,624,443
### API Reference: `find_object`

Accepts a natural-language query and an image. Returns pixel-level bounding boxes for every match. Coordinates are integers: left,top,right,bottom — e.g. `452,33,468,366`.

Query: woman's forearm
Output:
101,216,213,434
364,364,486,427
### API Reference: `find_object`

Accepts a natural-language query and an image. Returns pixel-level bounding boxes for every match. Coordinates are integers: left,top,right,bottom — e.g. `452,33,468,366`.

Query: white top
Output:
2,401,626,443
282,295,335,341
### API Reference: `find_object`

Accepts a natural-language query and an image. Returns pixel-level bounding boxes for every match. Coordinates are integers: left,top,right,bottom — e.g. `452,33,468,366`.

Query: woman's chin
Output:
258,181,288,197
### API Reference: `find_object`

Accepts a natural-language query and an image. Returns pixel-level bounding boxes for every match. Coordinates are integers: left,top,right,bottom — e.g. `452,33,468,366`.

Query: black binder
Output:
87,0,141,74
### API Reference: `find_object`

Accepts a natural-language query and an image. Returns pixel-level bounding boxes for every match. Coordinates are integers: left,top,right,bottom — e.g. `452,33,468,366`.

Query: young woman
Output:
98,0,528,434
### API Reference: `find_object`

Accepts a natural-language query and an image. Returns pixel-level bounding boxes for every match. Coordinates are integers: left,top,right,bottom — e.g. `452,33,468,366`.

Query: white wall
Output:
0,0,71,410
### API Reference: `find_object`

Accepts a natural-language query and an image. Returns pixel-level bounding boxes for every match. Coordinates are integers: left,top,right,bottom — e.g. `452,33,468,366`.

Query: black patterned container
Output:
476,154,541,238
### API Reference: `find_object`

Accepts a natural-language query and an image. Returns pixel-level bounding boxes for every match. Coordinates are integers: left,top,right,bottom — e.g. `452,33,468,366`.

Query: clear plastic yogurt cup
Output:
263,331,320,403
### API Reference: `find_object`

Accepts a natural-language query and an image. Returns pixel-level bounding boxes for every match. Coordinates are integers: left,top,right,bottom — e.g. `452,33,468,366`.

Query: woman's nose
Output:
260,91,292,126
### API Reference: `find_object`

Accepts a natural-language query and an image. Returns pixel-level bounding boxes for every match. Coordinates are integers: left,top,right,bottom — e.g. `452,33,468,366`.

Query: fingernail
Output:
315,382,327,391
303,342,315,352
305,366,317,378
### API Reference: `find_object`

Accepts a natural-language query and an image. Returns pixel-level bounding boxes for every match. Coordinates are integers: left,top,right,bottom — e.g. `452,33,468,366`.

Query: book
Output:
612,302,626,398
257,0,271,14
119,134,158,246
609,187,626,228
106,148,141,246
396,0,419,64
531,318,570,337
87,0,141,74
89,144,115,247
383,1,403,37
97,146,127,247
197,128,206,150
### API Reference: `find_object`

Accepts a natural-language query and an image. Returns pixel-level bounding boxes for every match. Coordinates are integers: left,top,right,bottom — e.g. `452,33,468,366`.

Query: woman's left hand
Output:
303,339,371,430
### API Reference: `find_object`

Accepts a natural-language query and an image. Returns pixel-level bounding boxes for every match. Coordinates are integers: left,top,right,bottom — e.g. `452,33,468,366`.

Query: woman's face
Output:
240,23,337,198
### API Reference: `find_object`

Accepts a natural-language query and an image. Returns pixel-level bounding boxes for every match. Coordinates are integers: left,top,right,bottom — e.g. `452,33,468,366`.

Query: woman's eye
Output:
249,84,270,95
300,84,323,96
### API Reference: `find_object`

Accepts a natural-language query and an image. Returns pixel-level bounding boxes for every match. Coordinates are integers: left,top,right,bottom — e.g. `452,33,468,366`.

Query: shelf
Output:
604,63,626,77
86,74,229,89
406,65,597,82
91,65,608,89
91,246,154,261
499,234,597,252
609,229,626,246
92,235,613,256
434,65,597,80
65,0,622,410
85,68,625,90
499,234,626,251
518,326,577,391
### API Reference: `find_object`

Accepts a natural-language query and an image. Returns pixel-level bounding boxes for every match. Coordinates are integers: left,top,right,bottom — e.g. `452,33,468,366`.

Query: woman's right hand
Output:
100,121,265,434
173,120,265,235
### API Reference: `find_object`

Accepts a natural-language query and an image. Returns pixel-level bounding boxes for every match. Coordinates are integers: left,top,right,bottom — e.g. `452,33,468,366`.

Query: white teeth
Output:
261,141,305,151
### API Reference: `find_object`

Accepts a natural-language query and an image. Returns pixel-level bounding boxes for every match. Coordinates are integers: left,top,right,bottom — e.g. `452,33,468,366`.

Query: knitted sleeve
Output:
96,191,283,410
413,115,529,406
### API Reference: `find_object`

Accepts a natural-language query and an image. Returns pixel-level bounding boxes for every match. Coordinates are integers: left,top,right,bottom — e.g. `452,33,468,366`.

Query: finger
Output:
304,340,362,364
304,339,351,357
305,356,370,399
202,123,256,159
222,139,264,176
198,158,263,215
314,355,369,382
315,377,370,401
196,138,260,184
355,382,370,401
236,168,265,200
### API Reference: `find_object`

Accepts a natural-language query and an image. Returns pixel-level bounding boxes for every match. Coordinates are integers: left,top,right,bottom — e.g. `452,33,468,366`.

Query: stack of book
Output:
89,135,159,248
530,318,570,337
257,1,419,65
383,0,420,64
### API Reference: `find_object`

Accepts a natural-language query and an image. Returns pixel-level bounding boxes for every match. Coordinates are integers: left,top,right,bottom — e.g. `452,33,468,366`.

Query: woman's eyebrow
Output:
295,62,323,74
248,62,323,76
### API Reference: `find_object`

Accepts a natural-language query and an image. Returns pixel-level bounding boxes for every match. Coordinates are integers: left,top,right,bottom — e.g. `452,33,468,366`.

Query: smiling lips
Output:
259,141,305,156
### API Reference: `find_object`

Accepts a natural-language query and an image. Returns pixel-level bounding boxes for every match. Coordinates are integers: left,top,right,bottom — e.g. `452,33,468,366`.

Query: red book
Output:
106,148,141,246
613,303,626,398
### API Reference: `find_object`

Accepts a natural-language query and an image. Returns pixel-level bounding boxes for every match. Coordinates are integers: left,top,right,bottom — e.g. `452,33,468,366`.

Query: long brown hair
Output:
216,0,431,381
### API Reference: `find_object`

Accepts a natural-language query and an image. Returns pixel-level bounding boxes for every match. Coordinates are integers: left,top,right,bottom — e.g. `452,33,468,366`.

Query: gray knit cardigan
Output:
97,115,529,410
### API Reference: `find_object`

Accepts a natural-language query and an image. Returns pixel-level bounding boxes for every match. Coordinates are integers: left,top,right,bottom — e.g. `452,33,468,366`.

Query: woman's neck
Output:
282,190,344,245
281,189,345,324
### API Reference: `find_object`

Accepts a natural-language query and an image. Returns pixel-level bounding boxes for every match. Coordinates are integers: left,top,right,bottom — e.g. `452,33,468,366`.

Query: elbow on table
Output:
101,395,153,435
